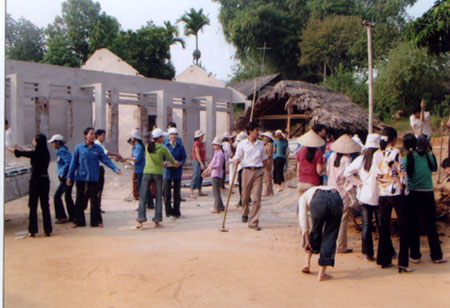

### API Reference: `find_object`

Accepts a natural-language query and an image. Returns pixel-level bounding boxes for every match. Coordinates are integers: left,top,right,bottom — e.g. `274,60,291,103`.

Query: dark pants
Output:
97,166,105,209
75,181,102,227
137,172,154,208
54,179,75,221
28,178,52,235
273,157,285,185
407,191,443,261
220,160,226,189
377,195,408,267
360,204,383,258
164,178,182,217
137,174,163,223
212,177,225,211
309,190,343,266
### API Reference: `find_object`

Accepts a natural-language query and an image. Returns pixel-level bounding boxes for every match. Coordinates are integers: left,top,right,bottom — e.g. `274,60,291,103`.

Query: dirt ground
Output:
4,154,450,308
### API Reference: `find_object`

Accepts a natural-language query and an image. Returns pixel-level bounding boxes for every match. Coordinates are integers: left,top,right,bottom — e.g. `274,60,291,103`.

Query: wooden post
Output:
364,20,375,134
250,78,257,122
287,105,292,138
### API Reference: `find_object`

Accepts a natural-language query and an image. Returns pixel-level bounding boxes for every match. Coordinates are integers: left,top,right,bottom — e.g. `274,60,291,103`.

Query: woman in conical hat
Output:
260,131,274,197
327,134,361,254
296,130,326,195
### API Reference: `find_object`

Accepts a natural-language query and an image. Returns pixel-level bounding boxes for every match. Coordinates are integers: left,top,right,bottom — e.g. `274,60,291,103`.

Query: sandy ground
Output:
4,158,450,308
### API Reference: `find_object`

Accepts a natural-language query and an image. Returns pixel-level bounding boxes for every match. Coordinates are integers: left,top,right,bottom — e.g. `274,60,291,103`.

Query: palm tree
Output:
164,21,185,49
177,8,210,65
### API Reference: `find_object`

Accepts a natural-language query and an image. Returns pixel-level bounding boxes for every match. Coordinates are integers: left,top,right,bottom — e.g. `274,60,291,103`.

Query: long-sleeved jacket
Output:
68,142,119,182
56,145,72,180
163,139,186,180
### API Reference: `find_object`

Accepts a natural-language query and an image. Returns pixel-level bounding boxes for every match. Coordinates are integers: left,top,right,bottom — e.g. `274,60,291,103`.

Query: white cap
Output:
48,134,64,143
130,129,142,140
168,127,178,135
152,128,164,139
352,134,364,149
194,130,205,138
260,131,273,140
275,130,283,136
212,136,223,146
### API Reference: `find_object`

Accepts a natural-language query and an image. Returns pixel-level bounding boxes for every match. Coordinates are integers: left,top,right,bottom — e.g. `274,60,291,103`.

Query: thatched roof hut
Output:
235,80,373,138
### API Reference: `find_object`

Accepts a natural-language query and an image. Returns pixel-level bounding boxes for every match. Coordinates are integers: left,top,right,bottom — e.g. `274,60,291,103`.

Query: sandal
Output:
432,258,448,264
135,222,143,230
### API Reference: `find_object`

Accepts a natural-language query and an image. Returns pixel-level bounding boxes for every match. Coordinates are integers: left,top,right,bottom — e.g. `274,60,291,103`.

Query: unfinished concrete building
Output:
5,60,237,160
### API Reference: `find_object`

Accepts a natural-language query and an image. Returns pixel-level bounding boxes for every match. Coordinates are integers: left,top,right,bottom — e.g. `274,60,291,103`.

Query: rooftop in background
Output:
227,73,281,100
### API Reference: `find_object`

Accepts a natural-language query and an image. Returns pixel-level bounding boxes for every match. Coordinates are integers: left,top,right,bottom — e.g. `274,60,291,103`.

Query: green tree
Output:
6,15,45,62
43,16,80,66
110,22,176,79
406,0,450,55
177,8,210,65
299,15,364,82
44,0,120,66
374,42,446,119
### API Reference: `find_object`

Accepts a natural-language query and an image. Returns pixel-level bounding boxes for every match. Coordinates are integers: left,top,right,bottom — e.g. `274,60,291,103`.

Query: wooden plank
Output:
256,114,311,120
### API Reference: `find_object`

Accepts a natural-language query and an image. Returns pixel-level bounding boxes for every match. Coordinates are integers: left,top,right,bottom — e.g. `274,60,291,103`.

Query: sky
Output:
5,0,437,82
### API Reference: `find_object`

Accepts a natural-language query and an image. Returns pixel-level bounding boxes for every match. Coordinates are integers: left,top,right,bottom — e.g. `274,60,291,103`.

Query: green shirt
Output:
404,153,435,191
144,143,176,175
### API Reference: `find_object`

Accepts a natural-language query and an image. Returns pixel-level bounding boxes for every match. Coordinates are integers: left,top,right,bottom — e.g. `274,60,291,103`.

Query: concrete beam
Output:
8,74,25,145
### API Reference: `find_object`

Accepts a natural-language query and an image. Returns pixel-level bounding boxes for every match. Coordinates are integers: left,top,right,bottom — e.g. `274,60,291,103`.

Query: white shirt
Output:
410,112,431,137
298,186,336,239
5,128,12,147
344,154,379,206
222,142,232,162
94,140,108,154
375,147,406,197
326,152,352,198
235,138,267,168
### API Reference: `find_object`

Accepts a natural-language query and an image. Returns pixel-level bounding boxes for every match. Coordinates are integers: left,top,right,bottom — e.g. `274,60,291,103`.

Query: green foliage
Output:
406,0,450,55
6,15,45,62
177,8,210,65
324,65,368,107
373,42,447,120
214,0,307,79
44,0,120,66
299,15,365,81
110,22,176,80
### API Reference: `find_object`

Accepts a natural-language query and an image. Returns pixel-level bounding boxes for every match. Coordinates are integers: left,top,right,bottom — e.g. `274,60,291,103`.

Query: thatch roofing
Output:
227,73,281,99
235,80,373,136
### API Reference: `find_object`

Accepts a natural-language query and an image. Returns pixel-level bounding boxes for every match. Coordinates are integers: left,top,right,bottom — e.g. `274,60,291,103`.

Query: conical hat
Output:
296,130,325,148
330,135,361,154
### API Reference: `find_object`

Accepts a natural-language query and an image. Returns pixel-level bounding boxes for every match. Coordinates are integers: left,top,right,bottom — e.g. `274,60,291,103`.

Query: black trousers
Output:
273,157,285,185
377,195,408,267
360,204,383,258
28,178,52,235
54,179,75,221
164,178,182,217
97,166,105,209
220,160,226,188
75,181,102,227
407,191,443,261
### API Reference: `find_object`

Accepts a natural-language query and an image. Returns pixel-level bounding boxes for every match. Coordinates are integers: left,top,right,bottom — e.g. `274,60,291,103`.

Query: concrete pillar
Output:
185,97,200,160
155,90,168,129
94,83,106,130
205,96,216,159
8,74,25,145
110,88,119,153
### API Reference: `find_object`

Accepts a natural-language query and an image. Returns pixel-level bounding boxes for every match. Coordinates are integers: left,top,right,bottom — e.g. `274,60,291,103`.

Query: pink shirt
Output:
209,149,225,178
296,147,324,185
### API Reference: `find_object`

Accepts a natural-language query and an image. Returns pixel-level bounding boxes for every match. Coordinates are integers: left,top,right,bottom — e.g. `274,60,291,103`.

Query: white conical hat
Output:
297,130,325,148
331,135,362,154
212,136,223,146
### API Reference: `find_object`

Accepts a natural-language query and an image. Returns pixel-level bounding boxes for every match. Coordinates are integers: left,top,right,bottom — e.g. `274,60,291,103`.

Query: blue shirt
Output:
163,138,186,180
274,139,288,159
56,145,72,179
132,143,146,174
68,142,119,182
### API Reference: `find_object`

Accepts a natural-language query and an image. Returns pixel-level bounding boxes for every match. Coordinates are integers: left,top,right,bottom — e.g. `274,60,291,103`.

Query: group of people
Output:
297,118,448,281
4,107,449,282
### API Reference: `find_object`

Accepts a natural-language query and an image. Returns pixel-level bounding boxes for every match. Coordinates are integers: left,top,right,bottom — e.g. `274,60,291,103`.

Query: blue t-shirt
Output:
132,143,146,174
273,139,288,159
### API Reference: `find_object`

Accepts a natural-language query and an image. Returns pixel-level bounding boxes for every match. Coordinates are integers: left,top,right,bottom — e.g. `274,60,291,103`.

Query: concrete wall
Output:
5,60,234,160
